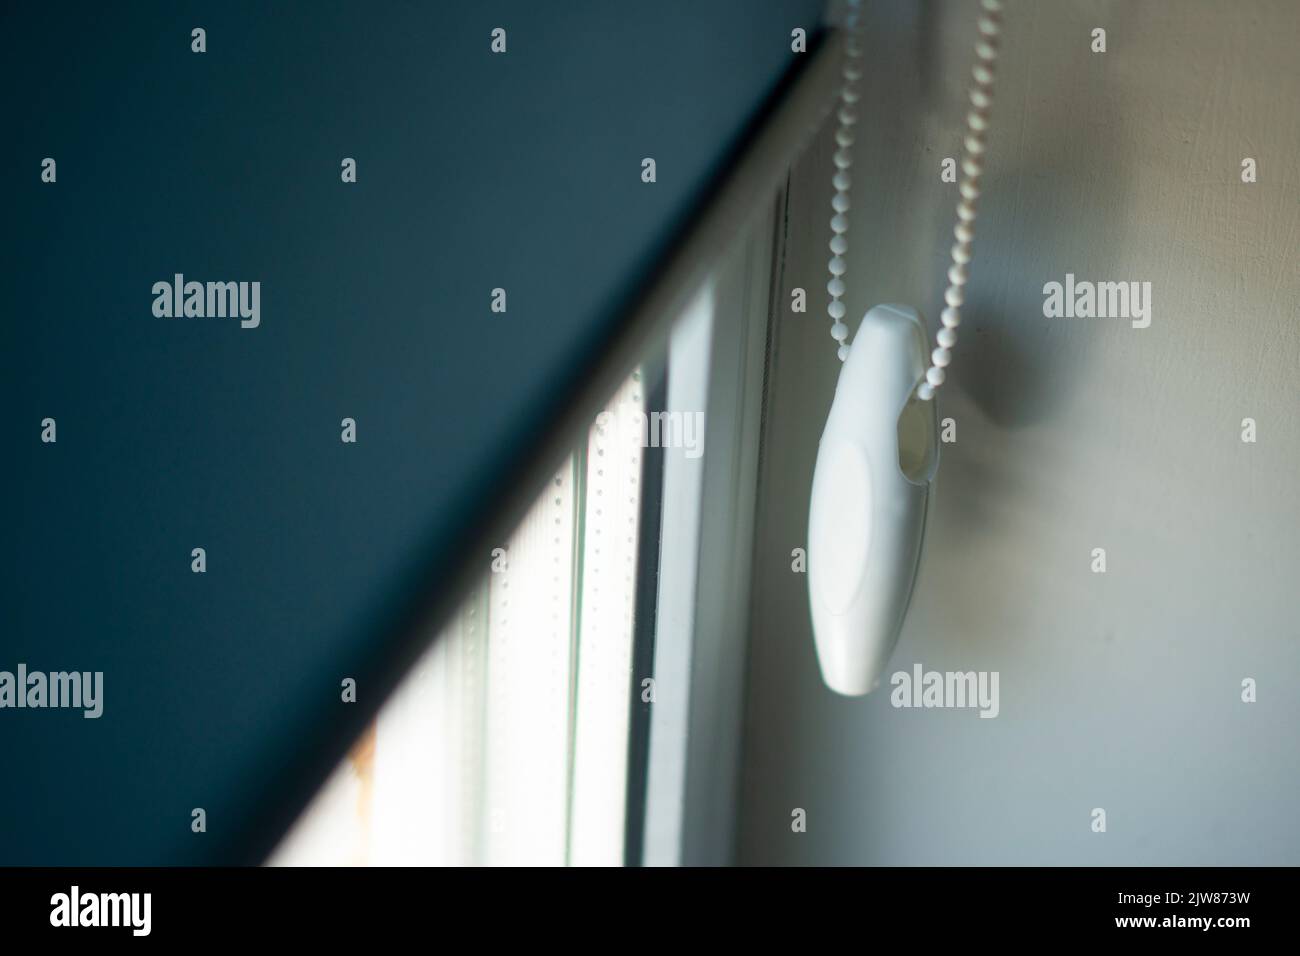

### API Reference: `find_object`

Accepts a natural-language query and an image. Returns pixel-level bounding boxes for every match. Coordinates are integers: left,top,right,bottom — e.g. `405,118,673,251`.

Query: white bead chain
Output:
828,0,1005,398
826,1,863,362
917,0,1004,401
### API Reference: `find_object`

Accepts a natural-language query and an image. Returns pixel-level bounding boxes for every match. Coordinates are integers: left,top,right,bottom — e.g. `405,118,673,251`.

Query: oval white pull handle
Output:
808,304,937,695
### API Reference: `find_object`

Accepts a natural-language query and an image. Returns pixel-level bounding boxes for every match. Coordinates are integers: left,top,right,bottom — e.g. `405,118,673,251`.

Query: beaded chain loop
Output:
824,1,864,363
828,0,1005,403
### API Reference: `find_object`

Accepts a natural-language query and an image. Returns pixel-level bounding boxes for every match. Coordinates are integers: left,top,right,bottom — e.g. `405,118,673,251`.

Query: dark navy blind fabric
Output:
0,2,823,863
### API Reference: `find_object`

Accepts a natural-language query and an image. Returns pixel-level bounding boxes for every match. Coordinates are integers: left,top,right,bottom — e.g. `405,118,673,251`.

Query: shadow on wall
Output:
930,0,1142,566
942,0,1140,431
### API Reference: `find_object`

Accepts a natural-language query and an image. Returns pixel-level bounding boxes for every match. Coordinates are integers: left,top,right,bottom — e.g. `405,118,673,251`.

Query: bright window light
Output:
270,370,645,866
569,371,644,865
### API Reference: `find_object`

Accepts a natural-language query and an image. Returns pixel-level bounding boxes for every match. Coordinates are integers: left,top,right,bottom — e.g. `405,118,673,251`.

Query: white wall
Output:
737,0,1300,865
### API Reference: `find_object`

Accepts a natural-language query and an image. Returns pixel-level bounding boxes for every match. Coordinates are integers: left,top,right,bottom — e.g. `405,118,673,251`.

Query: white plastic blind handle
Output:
808,304,938,695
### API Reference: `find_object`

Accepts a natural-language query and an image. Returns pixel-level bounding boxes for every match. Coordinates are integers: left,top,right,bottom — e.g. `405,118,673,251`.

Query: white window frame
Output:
638,196,782,867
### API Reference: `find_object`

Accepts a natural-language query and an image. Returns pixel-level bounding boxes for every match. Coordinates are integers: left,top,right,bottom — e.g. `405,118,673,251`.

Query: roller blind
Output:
1,1,824,863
